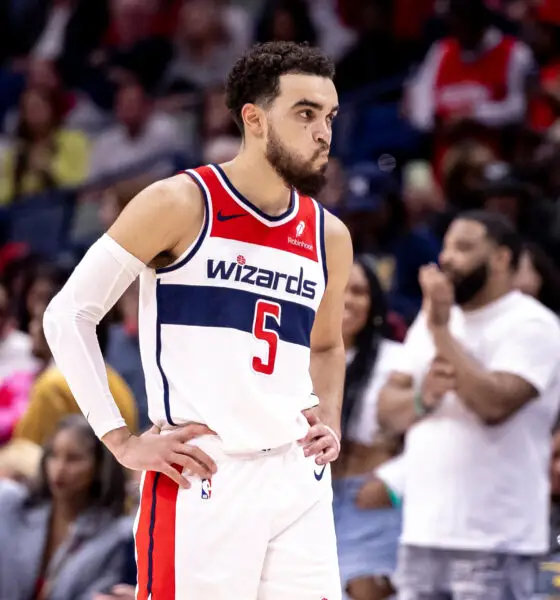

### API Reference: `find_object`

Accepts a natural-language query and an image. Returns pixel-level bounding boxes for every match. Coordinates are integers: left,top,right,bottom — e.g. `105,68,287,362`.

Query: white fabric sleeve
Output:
406,42,445,132
43,234,147,438
487,316,560,394
473,42,534,126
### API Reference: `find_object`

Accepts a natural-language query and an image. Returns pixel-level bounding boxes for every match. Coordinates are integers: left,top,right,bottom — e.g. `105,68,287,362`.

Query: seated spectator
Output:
160,0,248,94
88,81,183,183
333,255,403,600
405,0,534,182
0,282,40,385
255,0,318,45
514,242,560,313
81,0,173,106
13,298,138,446
527,0,560,133
335,0,409,94
0,88,90,203
0,415,133,600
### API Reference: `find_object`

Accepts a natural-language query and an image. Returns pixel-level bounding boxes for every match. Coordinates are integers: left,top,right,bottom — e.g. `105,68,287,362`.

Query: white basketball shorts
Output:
134,435,341,600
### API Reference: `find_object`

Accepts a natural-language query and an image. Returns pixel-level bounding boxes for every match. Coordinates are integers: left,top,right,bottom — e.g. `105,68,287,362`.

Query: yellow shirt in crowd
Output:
13,365,138,446
0,129,90,204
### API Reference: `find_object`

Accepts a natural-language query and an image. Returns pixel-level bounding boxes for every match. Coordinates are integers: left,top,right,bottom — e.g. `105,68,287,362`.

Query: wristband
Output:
324,425,341,453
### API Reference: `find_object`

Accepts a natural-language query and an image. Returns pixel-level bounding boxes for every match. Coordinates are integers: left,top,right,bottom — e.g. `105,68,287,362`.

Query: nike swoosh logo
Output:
217,210,247,222
314,465,327,481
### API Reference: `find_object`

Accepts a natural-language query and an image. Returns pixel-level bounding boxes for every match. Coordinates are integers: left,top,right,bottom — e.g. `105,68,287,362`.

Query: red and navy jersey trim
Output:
211,163,297,223
156,169,211,275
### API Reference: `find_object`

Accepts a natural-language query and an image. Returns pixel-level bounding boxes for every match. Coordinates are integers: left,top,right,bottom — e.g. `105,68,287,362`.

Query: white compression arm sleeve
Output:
43,234,147,438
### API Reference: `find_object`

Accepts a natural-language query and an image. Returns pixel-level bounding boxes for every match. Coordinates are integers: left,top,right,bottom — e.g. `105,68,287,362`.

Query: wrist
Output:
413,391,436,417
101,426,134,459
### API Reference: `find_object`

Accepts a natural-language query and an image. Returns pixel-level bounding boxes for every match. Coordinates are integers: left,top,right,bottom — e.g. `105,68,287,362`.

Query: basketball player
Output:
43,42,352,599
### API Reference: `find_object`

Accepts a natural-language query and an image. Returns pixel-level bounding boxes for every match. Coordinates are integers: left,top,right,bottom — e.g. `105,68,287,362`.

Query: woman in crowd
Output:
333,254,404,600
0,415,133,600
0,88,90,204
514,241,560,314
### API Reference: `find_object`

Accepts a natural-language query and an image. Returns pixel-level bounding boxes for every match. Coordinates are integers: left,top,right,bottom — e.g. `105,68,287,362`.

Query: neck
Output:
220,149,293,217
52,495,88,523
461,281,513,312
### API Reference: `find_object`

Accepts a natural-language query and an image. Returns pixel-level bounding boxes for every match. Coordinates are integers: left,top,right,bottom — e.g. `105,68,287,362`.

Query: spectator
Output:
160,0,248,94
526,0,560,133
255,0,318,46
81,0,173,105
0,282,40,385
333,255,403,600
514,241,560,313
0,415,133,600
378,211,560,600
406,0,534,181
13,296,138,445
0,88,90,203
335,0,409,94
88,81,182,183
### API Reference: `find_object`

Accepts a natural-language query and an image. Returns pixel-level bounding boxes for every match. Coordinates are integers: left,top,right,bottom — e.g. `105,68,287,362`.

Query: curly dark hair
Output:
225,41,335,133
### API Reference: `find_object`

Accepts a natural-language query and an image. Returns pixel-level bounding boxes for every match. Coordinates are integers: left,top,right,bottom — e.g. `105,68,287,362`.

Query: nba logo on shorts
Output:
201,478,212,500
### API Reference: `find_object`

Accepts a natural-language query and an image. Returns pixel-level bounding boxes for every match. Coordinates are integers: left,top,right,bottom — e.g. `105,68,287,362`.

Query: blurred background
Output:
0,0,560,599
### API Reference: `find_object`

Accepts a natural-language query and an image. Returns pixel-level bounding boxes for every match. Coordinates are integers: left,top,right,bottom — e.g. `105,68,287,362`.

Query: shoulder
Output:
323,208,350,243
323,209,353,287
0,479,28,509
34,365,68,390
510,292,560,333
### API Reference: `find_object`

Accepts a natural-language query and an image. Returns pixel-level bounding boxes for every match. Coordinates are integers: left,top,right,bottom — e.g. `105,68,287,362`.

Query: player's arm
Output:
302,212,352,462
43,176,216,487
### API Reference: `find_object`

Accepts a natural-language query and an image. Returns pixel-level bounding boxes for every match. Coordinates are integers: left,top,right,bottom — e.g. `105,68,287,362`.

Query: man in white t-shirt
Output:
378,210,560,600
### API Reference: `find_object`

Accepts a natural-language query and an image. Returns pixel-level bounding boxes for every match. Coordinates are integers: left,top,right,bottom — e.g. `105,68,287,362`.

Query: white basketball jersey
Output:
138,164,328,452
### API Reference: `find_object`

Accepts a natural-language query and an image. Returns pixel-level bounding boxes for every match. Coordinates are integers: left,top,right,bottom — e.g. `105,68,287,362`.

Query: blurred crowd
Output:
0,0,560,599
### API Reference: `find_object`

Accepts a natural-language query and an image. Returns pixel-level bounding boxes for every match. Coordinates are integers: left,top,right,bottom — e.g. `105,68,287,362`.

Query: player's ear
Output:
241,103,265,138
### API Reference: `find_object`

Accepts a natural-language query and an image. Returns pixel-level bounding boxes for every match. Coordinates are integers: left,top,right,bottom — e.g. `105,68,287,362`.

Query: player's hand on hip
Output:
112,423,218,489
299,411,341,465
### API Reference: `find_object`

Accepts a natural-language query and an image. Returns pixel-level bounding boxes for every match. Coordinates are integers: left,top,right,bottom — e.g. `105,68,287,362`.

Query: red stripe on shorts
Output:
150,471,180,598
135,471,157,600
135,471,179,598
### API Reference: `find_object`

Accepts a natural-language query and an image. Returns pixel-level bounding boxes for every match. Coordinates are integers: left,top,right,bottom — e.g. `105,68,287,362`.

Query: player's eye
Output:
300,110,314,120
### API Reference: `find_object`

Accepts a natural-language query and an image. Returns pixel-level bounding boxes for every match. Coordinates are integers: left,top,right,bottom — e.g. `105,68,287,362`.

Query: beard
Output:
265,125,328,197
450,262,489,306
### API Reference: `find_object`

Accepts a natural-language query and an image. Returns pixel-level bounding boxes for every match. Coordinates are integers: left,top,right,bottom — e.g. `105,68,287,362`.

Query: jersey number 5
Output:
252,299,281,375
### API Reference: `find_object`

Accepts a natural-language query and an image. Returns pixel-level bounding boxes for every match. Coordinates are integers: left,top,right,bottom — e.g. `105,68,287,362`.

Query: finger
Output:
176,446,217,476
315,446,338,464
161,464,190,489
169,452,212,479
303,435,331,457
148,424,161,435
299,423,326,445
173,424,216,441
